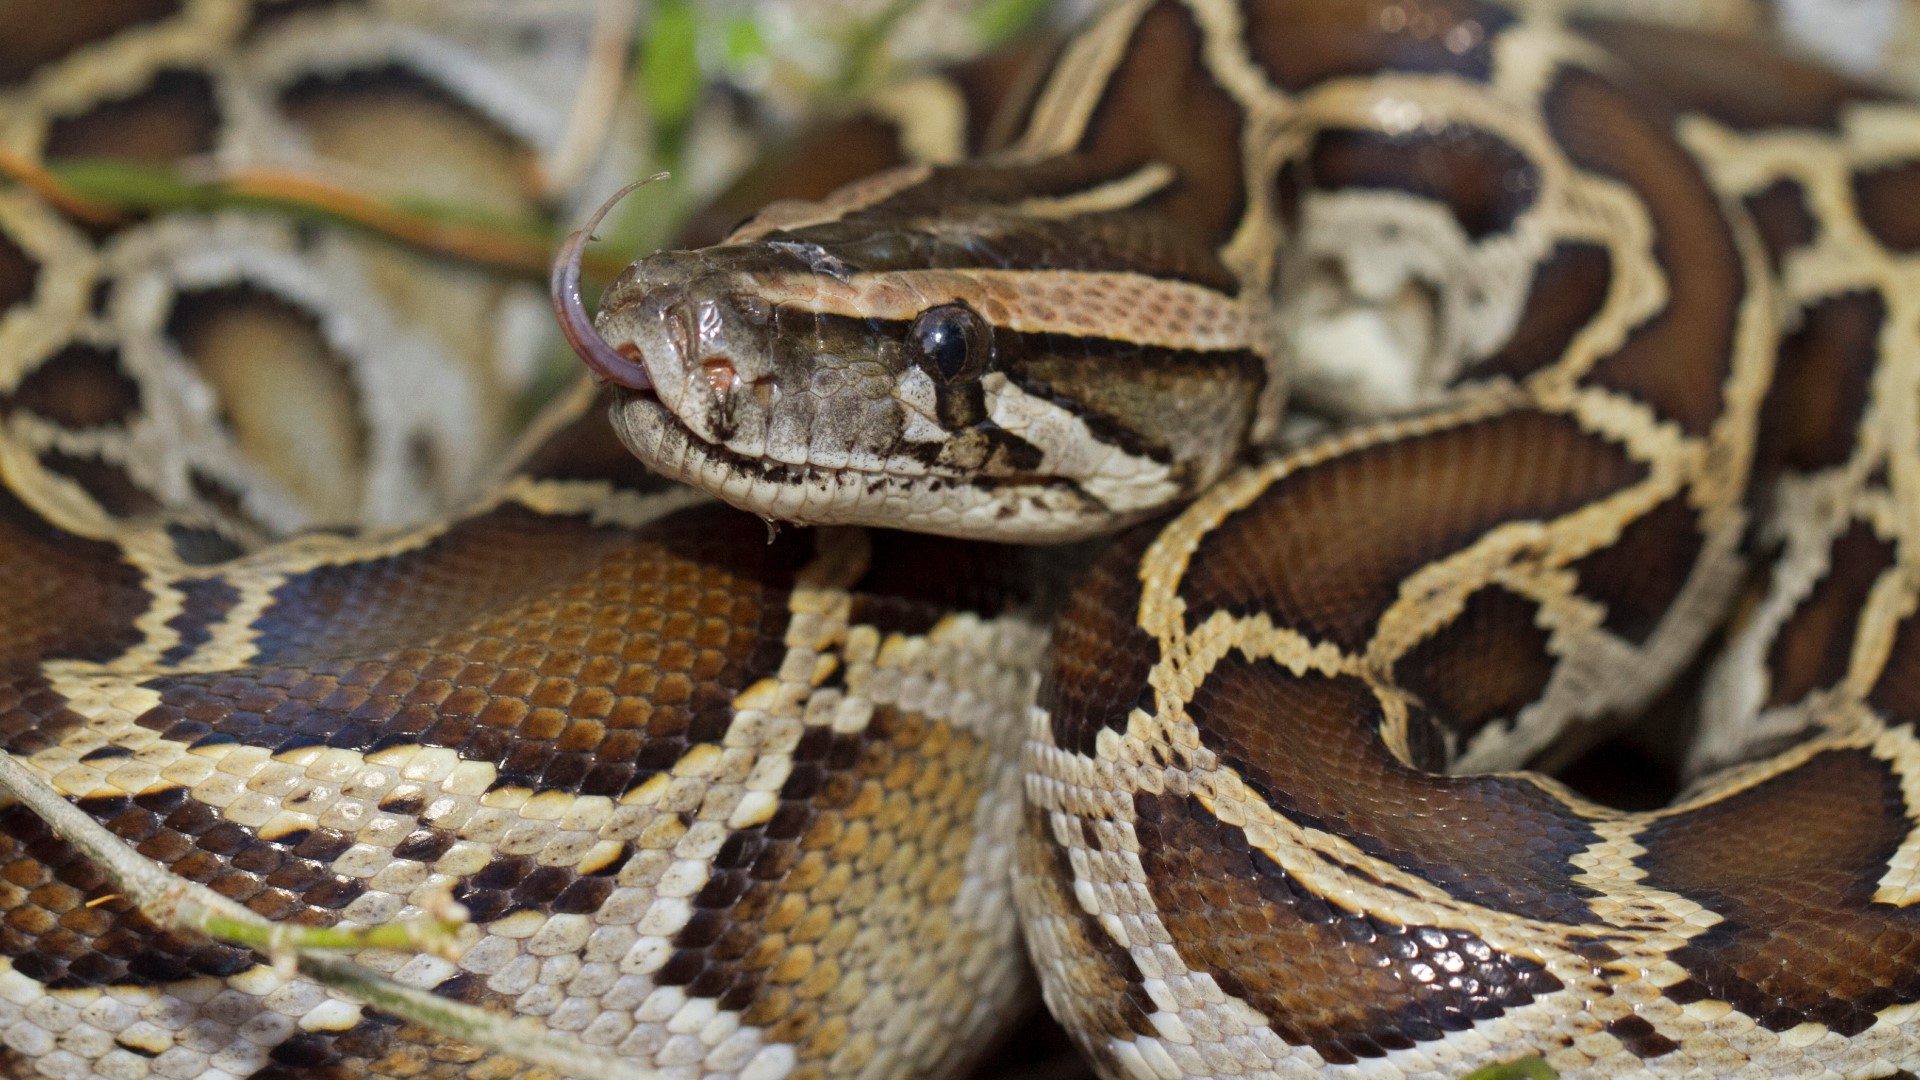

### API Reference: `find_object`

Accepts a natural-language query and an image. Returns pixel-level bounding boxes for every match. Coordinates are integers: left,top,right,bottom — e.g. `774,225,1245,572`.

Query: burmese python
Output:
4,1,1920,1079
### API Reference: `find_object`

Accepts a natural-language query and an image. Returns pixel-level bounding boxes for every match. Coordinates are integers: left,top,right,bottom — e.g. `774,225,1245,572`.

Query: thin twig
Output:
537,0,643,197
0,749,653,1080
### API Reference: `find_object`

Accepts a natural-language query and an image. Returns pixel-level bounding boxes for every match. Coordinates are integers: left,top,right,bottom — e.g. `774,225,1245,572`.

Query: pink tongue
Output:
548,180,657,392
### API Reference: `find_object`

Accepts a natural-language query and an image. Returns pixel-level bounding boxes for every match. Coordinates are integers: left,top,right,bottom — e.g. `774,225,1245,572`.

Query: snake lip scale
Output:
6,1,1920,1079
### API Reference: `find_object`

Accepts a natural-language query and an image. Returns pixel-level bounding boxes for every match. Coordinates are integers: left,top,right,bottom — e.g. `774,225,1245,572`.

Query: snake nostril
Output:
616,342,644,364
701,357,739,401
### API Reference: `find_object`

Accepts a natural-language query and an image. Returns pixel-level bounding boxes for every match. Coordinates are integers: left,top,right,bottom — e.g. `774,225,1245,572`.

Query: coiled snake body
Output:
4,1,1920,1078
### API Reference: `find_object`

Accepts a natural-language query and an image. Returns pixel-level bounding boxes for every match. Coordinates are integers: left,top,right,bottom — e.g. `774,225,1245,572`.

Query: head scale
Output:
551,169,1272,542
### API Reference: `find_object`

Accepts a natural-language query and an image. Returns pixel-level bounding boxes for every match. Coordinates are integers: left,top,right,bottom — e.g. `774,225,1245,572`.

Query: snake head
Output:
554,171,1273,541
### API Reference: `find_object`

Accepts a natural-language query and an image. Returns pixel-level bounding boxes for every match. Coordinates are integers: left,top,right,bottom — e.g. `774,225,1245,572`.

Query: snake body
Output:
4,1,1920,1079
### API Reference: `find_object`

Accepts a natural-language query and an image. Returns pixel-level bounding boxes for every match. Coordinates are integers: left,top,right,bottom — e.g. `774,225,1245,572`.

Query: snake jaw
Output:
551,179,658,392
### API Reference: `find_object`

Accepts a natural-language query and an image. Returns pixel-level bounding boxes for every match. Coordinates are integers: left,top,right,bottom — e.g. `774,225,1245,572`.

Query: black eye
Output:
908,303,992,384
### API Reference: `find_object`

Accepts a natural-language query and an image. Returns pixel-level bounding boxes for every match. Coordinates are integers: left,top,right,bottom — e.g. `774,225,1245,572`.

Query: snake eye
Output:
908,303,992,384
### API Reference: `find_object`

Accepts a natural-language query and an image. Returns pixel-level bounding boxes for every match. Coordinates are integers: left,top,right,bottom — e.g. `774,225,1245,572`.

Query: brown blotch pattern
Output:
1743,179,1819,272
1605,1014,1679,1059
1187,658,1602,923
1076,0,1246,246
0,232,38,315
0,486,148,668
1043,523,1160,756
0,675,90,758
1001,331,1266,475
1244,0,1515,92
676,115,910,249
0,0,183,87
136,504,798,795
159,578,242,666
1569,494,1706,646
1764,522,1895,708
1854,161,1920,254
1759,290,1883,483
1464,242,1613,384
1016,805,1159,1054
36,450,163,520
1869,612,1920,727
1134,790,1564,1065
1307,125,1539,240
649,704,997,1070
277,65,532,216
0,798,262,990
1548,68,1744,437
1573,19,1892,132
166,283,370,524
43,69,220,163
1395,586,1555,749
4,344,141,428
1182,409,1646,651
1638,748,1920,1036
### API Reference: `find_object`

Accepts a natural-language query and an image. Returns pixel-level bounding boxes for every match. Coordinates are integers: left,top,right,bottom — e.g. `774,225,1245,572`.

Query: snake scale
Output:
4,0,1920,1078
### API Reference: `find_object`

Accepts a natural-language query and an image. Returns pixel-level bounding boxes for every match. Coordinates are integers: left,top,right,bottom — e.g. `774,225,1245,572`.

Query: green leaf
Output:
641,0,702,128
971,0,1054,45
1460,1057,1559,1080
722,15,767,68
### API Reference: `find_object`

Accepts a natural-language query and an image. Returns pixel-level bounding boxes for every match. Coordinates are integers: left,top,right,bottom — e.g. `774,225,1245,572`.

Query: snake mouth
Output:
550,181,659,393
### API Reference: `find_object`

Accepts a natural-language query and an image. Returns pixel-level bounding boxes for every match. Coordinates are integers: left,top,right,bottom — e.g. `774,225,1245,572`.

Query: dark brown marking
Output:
1182,409,1646,652
1464,242,1613,384
0,232,38,315
958,35,1064,156
44,69,219,163
1016,806,1159,1054
1044,524,1161,755
676,117,909,250
167,523,245,566
1307,126,1537,240
1765,522,1895,708
1638,749,1920,1036
5,345,141,428
1744,179,1819,272
1854,161,1920,254
1135,790,1563,1063
136,504,801,796
276,64,528,193
1757,290,1883,486
1185,658,1602,923
791,158,1240,291
159,578,241,666
1074,1,1246,247
1575,19,1894,132
851,528,1048,637
0,799,276,990
0,486,148,668
1000,331,1266,476
640,704,995,1066
1395,586,1554,749
1569,494,1706,646
1547,68,1744,436
0,0,183,87
1243,0,1515,92
1605,1015,1679,1059
36,451,163,519
1869,610,1920,727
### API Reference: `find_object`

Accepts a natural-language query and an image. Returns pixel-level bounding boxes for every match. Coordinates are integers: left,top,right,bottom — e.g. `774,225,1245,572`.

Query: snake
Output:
3,0,1920,1078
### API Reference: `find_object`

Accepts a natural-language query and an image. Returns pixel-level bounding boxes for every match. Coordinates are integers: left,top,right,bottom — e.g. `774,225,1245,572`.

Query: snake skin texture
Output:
6,1,1920,1079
